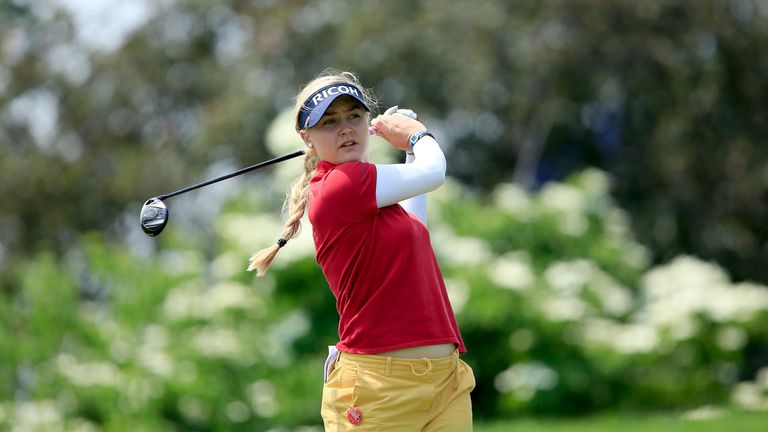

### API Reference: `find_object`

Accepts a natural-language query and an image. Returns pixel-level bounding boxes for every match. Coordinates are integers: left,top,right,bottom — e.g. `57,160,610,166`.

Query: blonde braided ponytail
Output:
247,150,318,275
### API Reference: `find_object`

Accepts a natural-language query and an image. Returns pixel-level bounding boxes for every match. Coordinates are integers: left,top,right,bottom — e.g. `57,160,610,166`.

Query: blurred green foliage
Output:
476,409,768,432
2,0,768,430
2,168,768,430
2,0,768,283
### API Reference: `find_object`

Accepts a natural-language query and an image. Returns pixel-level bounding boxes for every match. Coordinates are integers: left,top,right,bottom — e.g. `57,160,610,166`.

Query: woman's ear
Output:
299,129,313,148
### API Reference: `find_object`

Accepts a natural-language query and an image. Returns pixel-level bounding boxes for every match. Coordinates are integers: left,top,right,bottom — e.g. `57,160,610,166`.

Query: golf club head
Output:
140,197,168,236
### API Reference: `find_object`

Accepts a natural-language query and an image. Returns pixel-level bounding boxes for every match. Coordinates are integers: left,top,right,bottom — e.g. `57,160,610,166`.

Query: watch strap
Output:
407,130,434,152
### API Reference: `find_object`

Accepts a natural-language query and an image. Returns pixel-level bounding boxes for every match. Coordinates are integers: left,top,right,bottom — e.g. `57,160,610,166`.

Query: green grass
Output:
475,409,768,432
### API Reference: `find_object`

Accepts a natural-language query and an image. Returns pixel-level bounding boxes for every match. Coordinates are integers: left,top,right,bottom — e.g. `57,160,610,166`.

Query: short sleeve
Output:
315,161,378,223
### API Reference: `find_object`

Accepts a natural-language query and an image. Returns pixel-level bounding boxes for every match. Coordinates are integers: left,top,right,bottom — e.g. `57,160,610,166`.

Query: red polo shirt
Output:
308,160,465,354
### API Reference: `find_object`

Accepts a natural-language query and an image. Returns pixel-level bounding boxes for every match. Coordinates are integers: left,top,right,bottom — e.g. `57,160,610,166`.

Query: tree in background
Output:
2,1,767,287
2,1,768,427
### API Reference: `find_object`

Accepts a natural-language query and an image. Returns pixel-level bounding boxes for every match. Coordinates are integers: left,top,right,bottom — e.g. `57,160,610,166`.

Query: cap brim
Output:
304,93,370,129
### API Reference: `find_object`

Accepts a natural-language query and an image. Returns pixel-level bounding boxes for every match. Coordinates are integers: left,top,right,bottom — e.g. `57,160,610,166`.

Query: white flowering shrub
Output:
1,233,331,431
2,168,767,430
432,170,768,417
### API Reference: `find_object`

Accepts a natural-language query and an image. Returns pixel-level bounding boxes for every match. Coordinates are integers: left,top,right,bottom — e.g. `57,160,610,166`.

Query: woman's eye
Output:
323,119,336,126
349,113,360,120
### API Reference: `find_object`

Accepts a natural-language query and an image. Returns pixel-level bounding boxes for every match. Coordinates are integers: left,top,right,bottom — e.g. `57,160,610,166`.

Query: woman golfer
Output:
248,70,474,431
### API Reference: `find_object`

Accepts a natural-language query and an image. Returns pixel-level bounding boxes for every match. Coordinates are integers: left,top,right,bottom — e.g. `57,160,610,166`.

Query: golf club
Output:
140,149,305,236
140,107,417,236
368,106,416,135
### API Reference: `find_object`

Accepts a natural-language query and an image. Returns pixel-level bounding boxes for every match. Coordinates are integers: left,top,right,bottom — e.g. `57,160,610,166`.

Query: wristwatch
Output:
407,130,435,152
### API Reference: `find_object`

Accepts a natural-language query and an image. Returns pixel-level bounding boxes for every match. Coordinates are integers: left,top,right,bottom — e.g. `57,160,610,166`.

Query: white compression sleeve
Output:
375,136,446,223
398,153,429,223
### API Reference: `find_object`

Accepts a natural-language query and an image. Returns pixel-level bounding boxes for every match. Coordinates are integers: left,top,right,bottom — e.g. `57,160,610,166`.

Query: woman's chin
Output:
338,148,368,164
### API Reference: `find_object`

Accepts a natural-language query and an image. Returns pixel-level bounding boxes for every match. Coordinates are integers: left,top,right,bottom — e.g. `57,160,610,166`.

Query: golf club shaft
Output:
158,149,306,200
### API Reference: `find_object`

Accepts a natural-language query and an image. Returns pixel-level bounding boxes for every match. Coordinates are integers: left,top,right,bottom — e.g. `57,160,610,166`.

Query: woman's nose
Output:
339,119,353,134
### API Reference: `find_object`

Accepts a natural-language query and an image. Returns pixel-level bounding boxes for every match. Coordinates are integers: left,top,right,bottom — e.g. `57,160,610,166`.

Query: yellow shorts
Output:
321,350,475,431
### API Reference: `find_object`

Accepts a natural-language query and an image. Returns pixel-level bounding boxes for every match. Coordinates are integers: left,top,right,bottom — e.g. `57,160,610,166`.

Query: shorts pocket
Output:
458,359,476,392
322,363,359,413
